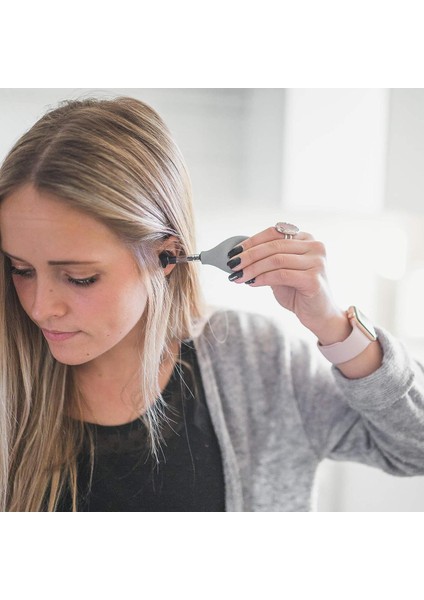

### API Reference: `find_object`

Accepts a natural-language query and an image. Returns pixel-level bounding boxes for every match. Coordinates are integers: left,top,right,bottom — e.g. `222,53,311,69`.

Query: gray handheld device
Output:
159,235,249,273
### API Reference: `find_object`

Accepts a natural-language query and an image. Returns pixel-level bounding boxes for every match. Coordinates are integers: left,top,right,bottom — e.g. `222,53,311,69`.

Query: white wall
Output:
386,89,424,215
1,88,423,511
281,89,390,215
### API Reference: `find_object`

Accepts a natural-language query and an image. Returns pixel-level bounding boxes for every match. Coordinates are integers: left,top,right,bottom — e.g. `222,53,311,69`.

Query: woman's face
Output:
0,184,151,367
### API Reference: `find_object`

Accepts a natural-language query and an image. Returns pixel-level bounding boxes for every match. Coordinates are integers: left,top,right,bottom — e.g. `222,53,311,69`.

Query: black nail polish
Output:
245,278,256,285
227,257,241,269
227,245,243,259
228,270,243,281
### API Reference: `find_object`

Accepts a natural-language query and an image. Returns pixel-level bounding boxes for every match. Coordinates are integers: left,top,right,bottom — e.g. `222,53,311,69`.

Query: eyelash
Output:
10,266,99,287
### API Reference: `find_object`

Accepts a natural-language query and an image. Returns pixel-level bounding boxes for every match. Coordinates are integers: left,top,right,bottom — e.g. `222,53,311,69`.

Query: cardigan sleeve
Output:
289,324,424,476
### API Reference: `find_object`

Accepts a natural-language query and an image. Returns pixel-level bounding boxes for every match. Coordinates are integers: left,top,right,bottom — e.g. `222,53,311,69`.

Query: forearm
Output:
334,337,384,379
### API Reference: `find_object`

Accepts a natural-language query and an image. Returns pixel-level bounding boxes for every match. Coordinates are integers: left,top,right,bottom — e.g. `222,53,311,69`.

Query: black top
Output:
59,341,226,512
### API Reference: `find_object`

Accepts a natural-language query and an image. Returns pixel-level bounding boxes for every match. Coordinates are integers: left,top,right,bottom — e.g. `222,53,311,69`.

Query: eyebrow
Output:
1,250,101,266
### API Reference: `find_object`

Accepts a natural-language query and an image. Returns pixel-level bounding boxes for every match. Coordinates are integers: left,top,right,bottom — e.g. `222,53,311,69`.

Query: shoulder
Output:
192,305,295,362
193,305,277,336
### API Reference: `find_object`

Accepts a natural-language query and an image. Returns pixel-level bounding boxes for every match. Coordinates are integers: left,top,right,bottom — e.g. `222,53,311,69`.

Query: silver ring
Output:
275,222,299,239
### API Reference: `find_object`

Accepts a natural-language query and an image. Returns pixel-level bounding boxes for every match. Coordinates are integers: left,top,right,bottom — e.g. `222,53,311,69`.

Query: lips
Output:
42,329,80,342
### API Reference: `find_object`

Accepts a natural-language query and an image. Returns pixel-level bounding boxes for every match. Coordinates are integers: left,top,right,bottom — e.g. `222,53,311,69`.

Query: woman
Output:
0,96,423,511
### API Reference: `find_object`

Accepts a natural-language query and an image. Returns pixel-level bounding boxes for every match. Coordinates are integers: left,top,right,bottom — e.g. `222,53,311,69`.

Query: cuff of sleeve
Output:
331,325,416,411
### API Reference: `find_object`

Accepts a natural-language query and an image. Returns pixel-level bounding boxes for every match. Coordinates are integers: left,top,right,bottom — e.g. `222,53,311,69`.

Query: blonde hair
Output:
0,96,207,511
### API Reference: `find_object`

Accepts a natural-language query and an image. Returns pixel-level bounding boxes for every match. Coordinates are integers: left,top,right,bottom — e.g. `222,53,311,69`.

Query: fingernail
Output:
227,257,241,269
228,270,244,281
227,245,243,259
245,278,256,285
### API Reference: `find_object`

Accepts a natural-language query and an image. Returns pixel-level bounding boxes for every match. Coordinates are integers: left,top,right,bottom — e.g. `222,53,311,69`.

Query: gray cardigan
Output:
191,308,424,511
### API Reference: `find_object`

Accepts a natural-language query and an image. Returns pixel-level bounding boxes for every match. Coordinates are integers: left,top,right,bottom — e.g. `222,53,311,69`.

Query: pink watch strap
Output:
317,323,373,364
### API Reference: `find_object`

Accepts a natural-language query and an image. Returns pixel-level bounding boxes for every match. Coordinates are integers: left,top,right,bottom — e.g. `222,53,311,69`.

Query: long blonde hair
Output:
0,96,207,511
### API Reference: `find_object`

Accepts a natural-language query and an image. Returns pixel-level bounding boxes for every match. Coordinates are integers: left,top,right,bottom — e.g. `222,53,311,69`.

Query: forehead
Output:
0,184,120,259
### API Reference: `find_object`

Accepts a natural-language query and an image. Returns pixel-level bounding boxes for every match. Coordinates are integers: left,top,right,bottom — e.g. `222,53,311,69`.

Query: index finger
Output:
229,226,313,257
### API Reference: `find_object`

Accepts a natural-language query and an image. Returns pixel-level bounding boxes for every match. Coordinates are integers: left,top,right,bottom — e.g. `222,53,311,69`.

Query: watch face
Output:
352,307,377,340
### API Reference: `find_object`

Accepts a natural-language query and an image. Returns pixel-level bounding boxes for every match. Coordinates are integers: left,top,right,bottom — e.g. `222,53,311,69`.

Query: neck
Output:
71,340,180,426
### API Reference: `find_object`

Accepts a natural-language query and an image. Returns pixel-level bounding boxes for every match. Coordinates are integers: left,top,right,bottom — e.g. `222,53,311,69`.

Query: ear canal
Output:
159,252,169,268
159,251,175,268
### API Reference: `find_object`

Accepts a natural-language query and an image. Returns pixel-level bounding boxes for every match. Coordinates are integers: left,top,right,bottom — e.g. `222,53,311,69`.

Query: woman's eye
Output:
10,266,34,278
67,276,99,287
10,266,98,287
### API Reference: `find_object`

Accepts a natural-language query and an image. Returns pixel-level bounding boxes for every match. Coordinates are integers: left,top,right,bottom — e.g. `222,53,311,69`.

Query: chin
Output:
47,346,99,366
49,354,94,366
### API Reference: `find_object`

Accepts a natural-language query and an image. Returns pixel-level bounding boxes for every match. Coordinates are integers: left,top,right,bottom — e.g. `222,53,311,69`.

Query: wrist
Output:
314,305,381,375
310,311,353,346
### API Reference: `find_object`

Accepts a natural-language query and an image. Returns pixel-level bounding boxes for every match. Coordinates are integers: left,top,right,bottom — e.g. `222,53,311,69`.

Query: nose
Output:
29,278,68,324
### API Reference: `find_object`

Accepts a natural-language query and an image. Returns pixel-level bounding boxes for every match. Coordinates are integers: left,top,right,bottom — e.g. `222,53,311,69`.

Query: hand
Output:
227,225,344,334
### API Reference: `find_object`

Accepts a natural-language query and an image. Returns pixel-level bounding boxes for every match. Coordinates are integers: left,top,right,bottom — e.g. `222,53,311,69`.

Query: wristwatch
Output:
317,306,378,365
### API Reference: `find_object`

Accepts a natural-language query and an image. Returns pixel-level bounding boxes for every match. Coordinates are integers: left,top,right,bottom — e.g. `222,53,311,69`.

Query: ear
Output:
158,235,180,276
159,251,176,268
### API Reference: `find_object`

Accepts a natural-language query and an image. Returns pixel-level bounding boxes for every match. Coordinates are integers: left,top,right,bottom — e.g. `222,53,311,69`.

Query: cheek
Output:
117,283,149,327
81,283,148,334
